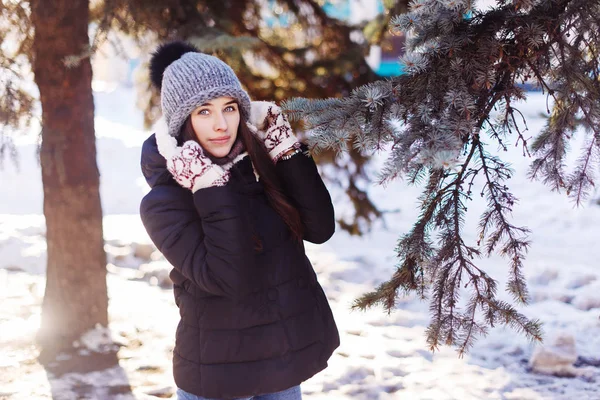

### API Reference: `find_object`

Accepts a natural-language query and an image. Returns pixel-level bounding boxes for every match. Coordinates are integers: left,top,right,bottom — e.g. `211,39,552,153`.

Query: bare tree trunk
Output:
30,0,108,355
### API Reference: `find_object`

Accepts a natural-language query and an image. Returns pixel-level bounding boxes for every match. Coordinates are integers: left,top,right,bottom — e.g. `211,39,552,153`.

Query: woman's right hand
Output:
166,140,230,193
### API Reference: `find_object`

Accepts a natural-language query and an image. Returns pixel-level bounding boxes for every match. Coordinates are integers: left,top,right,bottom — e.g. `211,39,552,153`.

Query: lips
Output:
209,136,230,145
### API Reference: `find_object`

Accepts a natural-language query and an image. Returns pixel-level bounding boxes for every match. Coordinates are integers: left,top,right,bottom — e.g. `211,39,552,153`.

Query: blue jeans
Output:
176,385,302,400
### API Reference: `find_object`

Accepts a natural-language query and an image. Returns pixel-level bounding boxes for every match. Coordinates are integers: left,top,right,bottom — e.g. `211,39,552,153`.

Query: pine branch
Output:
292,0,600,351
567,136,598,205
475,141,531,303
0,0,36,156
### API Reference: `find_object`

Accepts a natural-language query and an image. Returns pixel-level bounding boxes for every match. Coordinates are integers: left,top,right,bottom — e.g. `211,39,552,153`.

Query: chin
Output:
207,145,233,158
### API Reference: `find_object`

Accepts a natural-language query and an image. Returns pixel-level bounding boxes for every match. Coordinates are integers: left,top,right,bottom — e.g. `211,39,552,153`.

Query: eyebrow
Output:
200,100,238,107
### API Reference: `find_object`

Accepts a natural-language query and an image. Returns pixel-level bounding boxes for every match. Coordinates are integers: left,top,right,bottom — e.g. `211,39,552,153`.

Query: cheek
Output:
191,118,209,142
228,115,240,134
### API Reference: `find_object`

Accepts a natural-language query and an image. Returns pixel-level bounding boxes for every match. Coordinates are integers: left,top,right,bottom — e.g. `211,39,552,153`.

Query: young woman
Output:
139,41,340,400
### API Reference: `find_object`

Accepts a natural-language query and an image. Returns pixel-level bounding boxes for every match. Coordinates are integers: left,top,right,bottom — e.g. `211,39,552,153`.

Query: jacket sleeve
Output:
275,147,335,244
140,184,256,298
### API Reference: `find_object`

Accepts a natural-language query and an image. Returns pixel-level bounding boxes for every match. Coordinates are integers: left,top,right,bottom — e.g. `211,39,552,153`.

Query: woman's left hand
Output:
248,101,300,161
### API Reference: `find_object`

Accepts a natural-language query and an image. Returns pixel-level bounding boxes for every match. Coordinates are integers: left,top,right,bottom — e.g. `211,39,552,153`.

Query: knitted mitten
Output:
166,140,230,193
248,101,300,162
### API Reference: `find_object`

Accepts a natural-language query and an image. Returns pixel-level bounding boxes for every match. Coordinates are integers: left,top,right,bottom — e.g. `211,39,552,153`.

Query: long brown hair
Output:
179,114,304,243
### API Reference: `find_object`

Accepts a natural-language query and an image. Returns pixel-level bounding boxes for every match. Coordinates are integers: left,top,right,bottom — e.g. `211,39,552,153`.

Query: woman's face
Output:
190,96,240,158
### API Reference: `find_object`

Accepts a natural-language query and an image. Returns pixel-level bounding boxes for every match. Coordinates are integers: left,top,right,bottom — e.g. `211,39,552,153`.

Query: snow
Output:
529,332,578,377
1,85,600,399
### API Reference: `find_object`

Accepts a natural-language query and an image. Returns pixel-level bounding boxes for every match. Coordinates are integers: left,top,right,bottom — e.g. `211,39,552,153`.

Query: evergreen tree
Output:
30,0,108,356
285,0,599,353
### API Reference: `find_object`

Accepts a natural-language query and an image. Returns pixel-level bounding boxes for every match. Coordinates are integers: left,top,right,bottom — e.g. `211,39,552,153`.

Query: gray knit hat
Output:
150,42,251,138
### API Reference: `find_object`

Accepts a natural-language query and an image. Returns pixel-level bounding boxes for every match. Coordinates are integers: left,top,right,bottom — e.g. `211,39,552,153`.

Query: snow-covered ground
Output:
1,86,599,400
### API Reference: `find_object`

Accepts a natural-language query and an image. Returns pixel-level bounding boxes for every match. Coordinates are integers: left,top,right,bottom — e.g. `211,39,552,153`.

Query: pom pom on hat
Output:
149,41,199,90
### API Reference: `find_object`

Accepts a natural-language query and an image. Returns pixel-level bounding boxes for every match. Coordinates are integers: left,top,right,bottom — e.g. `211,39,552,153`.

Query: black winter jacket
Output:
139,134,340,399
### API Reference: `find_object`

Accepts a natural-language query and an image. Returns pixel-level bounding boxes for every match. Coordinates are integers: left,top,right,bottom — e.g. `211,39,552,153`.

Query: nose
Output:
213,111,227,132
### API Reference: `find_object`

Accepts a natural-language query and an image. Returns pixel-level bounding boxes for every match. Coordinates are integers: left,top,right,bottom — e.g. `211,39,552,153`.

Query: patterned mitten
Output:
248,101,300,161
166,140,230,193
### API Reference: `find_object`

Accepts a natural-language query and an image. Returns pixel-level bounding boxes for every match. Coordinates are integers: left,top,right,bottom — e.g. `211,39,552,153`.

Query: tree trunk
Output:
30,0,108,355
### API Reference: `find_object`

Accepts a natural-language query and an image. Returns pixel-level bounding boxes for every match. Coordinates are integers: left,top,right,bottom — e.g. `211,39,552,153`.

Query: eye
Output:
197,109,209,115
224,105,237,112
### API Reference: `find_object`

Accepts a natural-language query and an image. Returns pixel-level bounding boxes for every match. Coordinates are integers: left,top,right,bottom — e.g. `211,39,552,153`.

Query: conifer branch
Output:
297,0,598,351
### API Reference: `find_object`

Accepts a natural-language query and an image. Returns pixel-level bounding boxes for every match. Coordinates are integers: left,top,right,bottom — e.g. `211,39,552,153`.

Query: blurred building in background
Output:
321,0,405,77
